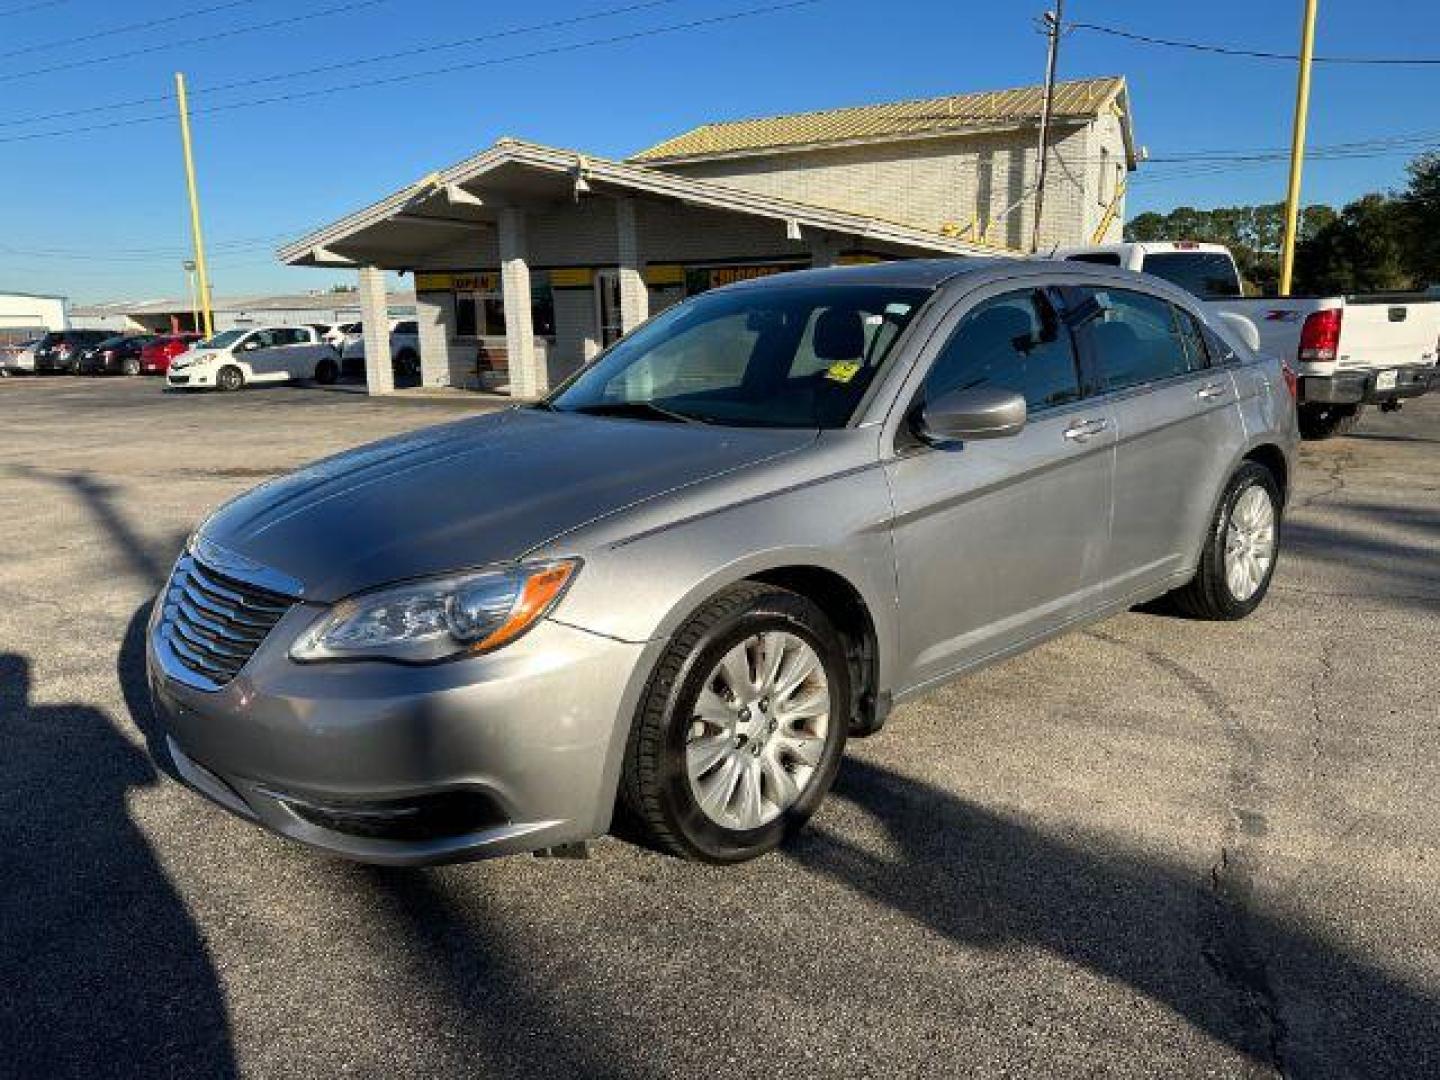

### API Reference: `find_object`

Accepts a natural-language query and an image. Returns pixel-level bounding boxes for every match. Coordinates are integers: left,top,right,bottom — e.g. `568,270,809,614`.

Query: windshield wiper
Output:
568,401,705,424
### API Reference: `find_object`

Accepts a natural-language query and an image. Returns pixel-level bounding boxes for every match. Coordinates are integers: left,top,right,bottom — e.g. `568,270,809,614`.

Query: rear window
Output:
1066,252,1122,267
1141,252,1242,299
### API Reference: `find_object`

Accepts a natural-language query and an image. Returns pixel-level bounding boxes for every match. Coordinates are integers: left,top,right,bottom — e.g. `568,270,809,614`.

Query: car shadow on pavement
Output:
358,865,638,1077
788,757,1440,1078
0,652,238,1078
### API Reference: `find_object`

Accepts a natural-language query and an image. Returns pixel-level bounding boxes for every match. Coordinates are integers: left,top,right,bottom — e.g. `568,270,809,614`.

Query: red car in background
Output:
139,333,202,375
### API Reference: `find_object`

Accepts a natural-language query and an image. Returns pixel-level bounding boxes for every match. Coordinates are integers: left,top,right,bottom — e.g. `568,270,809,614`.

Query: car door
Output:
1068,284,1246,600
272,327,313,379
884,282,1116,692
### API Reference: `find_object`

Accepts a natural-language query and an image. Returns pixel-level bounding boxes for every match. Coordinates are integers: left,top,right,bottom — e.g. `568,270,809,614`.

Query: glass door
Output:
595,269,624,347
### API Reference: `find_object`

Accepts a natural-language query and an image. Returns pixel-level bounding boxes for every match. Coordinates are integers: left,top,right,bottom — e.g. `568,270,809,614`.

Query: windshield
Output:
1143,252,1243,299
197,329,247,350
547,284,930,428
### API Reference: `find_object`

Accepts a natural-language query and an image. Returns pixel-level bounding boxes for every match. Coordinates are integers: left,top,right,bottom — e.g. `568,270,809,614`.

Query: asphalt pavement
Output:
1,377,1436,1079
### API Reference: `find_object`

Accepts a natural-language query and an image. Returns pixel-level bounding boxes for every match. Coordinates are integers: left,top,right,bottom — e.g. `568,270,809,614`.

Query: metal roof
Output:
277,139,991,268
630,76,1128,163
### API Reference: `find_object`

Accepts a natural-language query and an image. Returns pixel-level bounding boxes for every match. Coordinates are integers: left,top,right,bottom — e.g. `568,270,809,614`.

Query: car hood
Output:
196,408,816,602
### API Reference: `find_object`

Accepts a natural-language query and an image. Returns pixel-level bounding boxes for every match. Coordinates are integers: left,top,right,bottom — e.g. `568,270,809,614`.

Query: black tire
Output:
1170,462,1282,621
621,582,850,863
394,348,420,377
216,365,245,392
314,357,339,385
1298,403,1365,440
122,357,141,376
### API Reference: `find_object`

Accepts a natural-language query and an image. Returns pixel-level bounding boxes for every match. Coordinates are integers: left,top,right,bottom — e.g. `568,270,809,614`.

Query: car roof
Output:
722,257,1009,292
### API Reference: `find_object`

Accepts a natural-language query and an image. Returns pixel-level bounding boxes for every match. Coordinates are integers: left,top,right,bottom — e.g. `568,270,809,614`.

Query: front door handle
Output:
1063,418,1110,442
1196,382,1229,400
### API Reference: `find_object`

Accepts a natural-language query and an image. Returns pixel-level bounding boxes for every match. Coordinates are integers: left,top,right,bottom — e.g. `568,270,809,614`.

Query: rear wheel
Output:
1298,403,1364,440
122,356,141,376
314,357,338,385
394,348,420,378
621,583,849,863
1171,462,1281,620
216,365,245,392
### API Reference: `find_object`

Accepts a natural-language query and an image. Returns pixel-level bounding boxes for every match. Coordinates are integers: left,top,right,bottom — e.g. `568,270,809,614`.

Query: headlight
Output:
289,559,579,663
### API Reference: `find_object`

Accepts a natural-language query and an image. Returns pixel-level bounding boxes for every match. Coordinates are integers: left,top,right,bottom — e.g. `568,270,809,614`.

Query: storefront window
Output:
455,294,478,337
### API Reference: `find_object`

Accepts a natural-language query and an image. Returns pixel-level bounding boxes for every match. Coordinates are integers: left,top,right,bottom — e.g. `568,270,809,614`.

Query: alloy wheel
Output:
1224,484,1276,602
685,631,831,830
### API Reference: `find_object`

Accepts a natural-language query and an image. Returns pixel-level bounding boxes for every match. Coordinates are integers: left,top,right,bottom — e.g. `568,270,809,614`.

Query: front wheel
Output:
1171,462,1282,620
122,357,141,376
621,583,849,863
216,365,245,392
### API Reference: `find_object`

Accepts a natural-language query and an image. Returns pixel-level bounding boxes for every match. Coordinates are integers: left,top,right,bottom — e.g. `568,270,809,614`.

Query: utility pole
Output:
1029,0,1063,254
174,72,214,337
1278,0,1319,296
183,259,198,332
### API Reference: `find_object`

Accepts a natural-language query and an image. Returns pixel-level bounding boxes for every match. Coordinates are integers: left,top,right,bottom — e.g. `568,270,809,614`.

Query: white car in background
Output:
1,338,39,375
340,319,421,378
167,326,339,391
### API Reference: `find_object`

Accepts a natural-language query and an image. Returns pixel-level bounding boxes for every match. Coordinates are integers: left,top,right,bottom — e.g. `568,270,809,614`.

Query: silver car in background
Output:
146,259,1297,865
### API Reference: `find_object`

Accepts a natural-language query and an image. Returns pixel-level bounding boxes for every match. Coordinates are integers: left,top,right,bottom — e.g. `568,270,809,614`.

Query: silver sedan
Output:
146,258,1297,865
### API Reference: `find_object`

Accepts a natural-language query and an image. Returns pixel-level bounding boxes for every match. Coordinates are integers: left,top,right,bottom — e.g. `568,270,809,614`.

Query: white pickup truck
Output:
1057,241,1440,438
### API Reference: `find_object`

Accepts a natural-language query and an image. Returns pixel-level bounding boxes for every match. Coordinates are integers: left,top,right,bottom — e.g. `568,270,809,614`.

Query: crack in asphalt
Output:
1307,638,1335,788
1086,629,1287,1077
1295,449,1353,510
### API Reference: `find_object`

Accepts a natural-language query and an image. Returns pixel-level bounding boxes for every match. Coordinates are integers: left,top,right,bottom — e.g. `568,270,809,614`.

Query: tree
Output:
1294,194,1411,294
1398,152,1440,288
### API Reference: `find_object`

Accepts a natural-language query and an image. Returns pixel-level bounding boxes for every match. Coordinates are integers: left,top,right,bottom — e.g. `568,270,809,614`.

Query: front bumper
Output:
1300,364,1438,406
147,605,652,865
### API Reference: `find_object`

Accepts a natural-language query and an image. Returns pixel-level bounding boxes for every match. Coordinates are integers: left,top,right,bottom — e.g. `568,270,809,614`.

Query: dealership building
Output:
279,76,1137,396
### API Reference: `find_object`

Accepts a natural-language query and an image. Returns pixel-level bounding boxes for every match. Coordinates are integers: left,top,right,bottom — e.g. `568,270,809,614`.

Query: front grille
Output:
158,553,294,687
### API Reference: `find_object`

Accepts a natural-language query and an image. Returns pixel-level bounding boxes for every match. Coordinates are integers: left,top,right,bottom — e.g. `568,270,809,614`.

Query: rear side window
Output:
924,289,1082,413
1173,307,1211,369
1140,252,1242,299
1076,288,1195,391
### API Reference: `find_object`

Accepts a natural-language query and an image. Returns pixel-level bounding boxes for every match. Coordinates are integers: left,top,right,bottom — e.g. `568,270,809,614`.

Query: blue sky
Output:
1,0,1434,301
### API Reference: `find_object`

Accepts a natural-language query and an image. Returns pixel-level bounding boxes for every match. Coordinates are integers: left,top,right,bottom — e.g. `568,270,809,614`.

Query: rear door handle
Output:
1063,418,1110,442
1196,382,1229,400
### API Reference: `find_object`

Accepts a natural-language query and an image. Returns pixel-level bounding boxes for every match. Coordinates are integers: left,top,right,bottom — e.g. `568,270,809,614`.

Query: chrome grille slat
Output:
157,552,295,687
178,586,277,633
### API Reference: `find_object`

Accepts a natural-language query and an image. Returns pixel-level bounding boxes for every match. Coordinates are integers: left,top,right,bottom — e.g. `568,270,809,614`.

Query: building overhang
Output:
277,139,989,270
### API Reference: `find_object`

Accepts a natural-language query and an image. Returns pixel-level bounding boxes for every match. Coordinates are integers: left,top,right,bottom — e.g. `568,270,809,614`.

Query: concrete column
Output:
357,265,393,395
808,231,839,268
415,291,454,388
498,208,541,398
615,197,648,333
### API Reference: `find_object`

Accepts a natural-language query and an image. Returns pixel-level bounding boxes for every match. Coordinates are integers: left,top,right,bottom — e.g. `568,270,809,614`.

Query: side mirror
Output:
912,386,1027,444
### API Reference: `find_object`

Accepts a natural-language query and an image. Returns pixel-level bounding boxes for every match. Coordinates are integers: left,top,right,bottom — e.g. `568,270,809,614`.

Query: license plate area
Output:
1375,369,1398,391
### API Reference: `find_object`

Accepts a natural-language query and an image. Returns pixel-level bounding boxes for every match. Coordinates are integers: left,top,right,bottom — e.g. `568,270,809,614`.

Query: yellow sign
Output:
707,264,797,288
549,267,594,289
415,272,499,293
644,264,684,287
825,360,862,384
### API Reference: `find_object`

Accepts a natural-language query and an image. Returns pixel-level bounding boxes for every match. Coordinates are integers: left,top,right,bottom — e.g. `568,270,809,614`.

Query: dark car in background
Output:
32,330,112,374
75,334,157,376
138,332,202,375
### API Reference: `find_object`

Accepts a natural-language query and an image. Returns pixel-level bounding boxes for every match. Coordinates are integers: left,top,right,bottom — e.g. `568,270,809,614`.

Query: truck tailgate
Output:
1337,299,1440,372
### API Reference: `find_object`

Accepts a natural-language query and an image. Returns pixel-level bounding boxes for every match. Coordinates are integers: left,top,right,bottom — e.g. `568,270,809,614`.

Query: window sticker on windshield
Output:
825,360,862,383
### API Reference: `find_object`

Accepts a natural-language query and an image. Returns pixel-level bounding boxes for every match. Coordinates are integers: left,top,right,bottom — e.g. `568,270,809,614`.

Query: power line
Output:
1070,21,1440,65
0,0,67,17
0,0,265,60
0,0,390,82
0,0,822,144
0,0,690,128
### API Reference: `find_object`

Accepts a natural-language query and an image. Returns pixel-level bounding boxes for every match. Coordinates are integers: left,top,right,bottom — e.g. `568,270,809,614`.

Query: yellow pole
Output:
174,72,214,336
1278,0,1319,296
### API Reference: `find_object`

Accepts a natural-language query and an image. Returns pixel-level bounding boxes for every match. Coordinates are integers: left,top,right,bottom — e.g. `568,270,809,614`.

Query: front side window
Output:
548,284,930,428
1076,287,1195,392
1173,306,1211,370
923,289,1081,413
